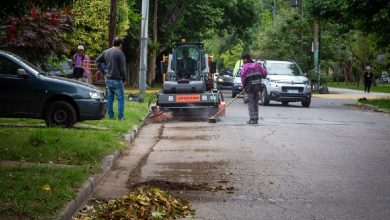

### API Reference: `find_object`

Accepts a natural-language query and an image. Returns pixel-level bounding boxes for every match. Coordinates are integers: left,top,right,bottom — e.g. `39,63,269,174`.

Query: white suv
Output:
260,60,312,107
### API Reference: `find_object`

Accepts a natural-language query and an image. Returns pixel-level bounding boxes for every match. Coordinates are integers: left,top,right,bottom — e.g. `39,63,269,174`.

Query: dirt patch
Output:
165,125,215,131
128,180,212,191
128,180,236,195
128,160,237,195
125,125,165,181
157,149,222,153
160,135,216,140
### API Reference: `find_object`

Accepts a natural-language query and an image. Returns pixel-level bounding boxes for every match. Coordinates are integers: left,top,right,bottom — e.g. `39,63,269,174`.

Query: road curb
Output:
57,114,150,220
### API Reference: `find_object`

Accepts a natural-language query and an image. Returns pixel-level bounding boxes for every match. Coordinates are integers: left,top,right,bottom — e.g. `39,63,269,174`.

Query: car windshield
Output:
8,52,45,75
266,62,302,76
222,69,233,76
236,69,241,77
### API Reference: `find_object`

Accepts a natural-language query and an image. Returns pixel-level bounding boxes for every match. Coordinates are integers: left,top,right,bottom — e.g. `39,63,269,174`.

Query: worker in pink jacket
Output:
241,54,267,124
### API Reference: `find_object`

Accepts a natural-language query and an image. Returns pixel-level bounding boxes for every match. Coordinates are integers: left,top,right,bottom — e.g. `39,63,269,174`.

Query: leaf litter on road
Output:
73,186,195,220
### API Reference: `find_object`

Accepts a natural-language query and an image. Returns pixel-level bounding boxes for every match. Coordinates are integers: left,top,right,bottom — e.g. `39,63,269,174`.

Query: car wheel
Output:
232,92,236,98
282,101,289,106
45,101,77,128
260,88,270,106
301,100,311,108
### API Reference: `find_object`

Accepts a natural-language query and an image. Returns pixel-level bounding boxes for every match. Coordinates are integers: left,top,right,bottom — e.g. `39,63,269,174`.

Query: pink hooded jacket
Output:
241,62,268,86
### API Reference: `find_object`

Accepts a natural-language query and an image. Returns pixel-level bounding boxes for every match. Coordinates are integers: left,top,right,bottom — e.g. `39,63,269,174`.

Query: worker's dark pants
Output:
364,81,372,93
247,90,260,120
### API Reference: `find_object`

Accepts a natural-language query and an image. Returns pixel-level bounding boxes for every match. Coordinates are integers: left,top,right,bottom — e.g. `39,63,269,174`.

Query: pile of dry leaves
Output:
73,186,195,220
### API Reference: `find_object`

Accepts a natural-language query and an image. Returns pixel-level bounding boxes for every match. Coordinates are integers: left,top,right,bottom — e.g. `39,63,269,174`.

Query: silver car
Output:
260,60,312,107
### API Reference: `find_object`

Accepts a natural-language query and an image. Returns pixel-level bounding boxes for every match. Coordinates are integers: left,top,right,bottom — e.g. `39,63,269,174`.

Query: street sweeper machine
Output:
154,42,224,117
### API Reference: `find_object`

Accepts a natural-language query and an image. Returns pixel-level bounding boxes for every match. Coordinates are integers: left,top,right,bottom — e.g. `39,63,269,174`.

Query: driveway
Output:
93,90,390,220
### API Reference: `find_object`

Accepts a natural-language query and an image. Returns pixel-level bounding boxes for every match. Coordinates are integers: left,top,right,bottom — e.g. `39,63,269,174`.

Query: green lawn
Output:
0,166,89,220
325,82,390,93
360,99,390,112
0,91,153,219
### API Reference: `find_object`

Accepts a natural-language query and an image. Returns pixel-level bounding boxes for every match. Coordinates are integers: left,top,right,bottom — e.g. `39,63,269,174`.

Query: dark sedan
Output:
0,50,106,127
216,68,234,88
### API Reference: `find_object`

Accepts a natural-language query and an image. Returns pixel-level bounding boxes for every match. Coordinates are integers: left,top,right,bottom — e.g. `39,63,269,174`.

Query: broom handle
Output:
211,90,245,118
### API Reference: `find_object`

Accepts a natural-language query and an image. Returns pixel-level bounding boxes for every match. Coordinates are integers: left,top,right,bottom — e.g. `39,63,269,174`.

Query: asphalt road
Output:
95,89,390,220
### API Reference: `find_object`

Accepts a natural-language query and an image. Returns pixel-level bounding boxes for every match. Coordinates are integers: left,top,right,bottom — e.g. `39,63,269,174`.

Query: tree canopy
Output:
65,0,137,57
306,0,390,46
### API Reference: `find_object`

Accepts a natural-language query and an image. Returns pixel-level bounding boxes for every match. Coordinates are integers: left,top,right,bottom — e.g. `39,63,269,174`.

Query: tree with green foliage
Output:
306,0,389,82
220,41,244,68
143,0,260,84
65,0,137,58
306,0,390,47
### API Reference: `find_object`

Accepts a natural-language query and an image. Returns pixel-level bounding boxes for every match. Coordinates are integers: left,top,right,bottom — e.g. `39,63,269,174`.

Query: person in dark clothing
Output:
176,48,196,79
240,54,267,124
364,66,374,93
96,38,127,120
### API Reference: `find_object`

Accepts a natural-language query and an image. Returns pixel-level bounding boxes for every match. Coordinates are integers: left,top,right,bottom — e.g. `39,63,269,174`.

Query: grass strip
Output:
0,95,151,167
359,99,390,112
0,166,89,220
325,82,390,93
0,90,154,219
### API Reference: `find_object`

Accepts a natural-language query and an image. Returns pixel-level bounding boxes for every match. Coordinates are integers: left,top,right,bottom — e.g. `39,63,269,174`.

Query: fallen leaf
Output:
42,184,51,191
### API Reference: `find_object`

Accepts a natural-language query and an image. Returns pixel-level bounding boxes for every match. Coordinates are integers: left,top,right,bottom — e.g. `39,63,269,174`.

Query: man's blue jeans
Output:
105,79,124,120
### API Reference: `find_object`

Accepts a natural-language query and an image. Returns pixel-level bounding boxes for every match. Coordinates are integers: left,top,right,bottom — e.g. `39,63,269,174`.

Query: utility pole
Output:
108,0,118,47
299,0,304,57
139,0,150,95
313,19,320,92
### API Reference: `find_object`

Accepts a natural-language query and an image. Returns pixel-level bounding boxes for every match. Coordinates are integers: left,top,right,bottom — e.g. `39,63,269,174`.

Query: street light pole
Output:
139,0,149,95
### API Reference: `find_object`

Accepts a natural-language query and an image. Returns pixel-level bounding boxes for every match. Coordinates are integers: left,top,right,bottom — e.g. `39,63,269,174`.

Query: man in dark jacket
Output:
96,38,127,120
364,66,374,93
176,48,196,79
241,54,267,124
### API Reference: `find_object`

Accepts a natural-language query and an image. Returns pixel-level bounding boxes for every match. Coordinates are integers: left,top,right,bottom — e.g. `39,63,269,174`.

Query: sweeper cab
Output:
157,42,223,116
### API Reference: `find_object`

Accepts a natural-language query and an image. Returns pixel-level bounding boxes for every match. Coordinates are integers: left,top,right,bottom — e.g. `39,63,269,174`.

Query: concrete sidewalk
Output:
313,87,390,100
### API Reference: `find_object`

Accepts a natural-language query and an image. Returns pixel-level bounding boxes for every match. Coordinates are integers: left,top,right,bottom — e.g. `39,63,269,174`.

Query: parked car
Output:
0,50,106,127
40,59,74,78
232,68,243,98
261,60,312,107
375,71,390,83
216,68,234,88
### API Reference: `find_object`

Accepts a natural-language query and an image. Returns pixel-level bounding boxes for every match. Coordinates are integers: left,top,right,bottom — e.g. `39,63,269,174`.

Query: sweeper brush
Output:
148,105,173,123
208,90,244,123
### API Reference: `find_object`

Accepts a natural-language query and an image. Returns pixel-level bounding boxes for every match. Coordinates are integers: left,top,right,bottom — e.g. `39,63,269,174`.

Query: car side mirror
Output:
17,69,29,79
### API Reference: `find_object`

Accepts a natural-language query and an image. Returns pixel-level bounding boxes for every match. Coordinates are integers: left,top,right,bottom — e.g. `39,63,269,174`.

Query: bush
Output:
307,69,333,84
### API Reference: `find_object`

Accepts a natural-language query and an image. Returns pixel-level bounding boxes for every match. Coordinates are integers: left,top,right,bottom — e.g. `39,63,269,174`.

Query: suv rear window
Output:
266,62,302,76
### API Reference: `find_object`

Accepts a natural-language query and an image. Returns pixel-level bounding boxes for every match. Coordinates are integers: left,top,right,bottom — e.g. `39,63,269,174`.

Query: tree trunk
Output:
147,0,158,87
108,0,118,47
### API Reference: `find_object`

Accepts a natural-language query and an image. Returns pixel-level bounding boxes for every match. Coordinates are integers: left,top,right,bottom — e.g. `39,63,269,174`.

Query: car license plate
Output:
287,89,298,93
176,95,201,102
